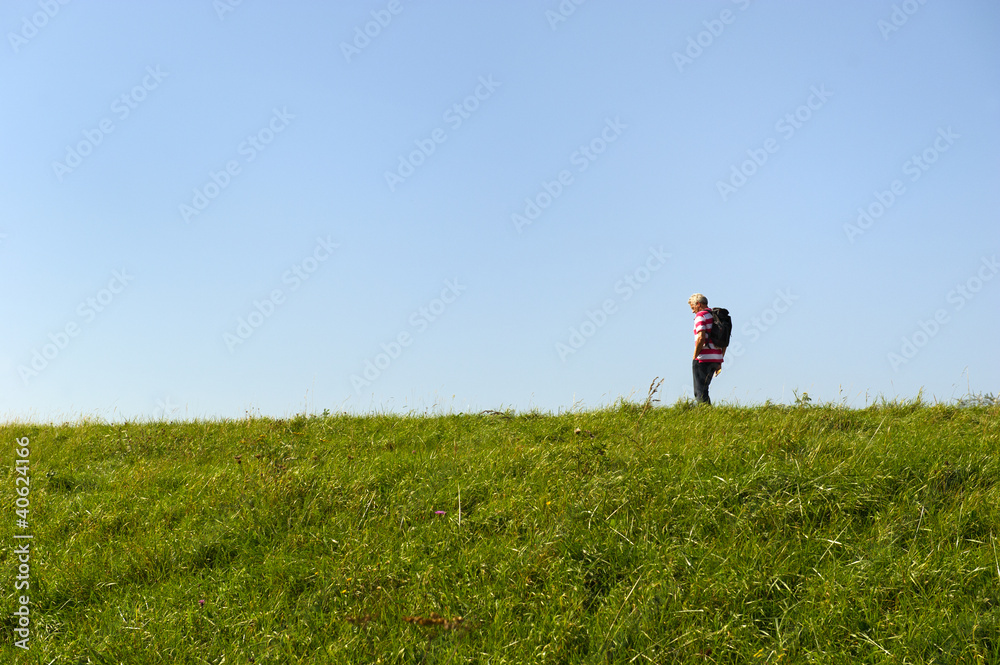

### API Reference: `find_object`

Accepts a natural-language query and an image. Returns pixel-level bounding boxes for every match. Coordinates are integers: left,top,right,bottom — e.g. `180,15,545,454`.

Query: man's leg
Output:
693,360,709,404
692,361,720,405
705,362,721,404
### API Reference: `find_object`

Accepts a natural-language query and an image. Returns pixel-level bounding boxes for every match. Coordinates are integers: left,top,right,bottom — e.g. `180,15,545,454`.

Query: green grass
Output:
2,400,999,663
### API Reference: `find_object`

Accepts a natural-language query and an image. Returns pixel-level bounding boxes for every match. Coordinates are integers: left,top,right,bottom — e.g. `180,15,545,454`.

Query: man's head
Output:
688,293,708,313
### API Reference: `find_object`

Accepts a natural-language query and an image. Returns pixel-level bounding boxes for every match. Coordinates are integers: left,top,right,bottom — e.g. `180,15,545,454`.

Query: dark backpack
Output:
707,308,732,348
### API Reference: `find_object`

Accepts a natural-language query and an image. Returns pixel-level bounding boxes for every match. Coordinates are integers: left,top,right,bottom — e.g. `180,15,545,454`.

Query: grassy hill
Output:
2,400,998,663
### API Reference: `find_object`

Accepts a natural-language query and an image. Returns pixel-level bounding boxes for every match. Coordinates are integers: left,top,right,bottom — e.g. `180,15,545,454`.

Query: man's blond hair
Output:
688,293,708,306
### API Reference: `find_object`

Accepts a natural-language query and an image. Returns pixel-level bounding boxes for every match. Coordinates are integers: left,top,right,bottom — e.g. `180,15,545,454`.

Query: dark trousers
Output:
693,360,721,405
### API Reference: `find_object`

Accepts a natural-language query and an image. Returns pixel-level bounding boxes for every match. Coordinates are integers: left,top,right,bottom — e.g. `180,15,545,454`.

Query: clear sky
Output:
2,0,998,422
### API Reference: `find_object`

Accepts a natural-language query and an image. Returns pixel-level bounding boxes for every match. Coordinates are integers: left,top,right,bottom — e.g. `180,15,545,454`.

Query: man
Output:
689,293,724,405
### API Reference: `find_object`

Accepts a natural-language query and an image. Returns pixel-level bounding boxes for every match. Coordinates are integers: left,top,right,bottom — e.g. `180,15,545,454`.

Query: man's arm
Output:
693,331,707,359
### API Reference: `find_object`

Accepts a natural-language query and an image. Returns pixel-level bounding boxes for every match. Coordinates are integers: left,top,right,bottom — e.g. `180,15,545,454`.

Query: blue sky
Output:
2,0,997,421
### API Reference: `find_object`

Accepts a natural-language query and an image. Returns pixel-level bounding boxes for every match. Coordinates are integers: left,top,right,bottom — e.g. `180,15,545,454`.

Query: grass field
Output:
2,397,999,664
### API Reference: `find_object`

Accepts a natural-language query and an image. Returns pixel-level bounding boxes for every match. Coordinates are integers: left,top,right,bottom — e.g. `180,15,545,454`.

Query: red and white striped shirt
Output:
694,309,724,363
